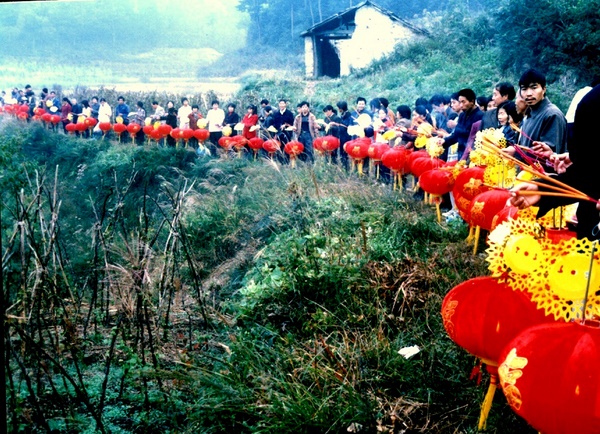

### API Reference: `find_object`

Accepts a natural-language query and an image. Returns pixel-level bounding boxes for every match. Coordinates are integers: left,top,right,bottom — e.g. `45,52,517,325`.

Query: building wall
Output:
332,6,418,76
304,36,315,78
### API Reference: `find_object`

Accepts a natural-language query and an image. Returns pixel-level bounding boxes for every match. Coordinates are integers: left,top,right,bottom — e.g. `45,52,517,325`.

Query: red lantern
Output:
218,136,233,150
150,129,162,142
248,137,264,151
345,138,371,175
320,135,340,154
469,189,512,231
194,128,209,142
127,123,141,135
17,111,29,121
262,139,280,155
98,122,112,133
368,143,389,161
113,123,127,137
143,125,154,135
410,157,444,178
284,140,304,167
498,320,600,434
181,128,194,143
41,113,52,123
50,114,61,124
232,136,248,150
158,124,172,137
453,166,490,221
34,107,46,117
381,147,406,172
313,137,325,155
84,117,98,129
419,168,455,197
75,122,88,133
65,123,77,134
442,276,556,430
490,205,519,231
405,150,428,175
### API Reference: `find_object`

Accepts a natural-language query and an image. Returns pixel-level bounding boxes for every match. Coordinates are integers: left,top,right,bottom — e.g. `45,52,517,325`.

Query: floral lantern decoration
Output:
284,140,304,168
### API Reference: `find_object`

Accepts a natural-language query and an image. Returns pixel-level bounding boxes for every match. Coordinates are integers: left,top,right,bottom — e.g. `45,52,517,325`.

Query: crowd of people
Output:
3,68,600,238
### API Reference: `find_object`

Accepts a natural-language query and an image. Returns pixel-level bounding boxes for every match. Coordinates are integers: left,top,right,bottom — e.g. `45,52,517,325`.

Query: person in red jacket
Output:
242,104,259,139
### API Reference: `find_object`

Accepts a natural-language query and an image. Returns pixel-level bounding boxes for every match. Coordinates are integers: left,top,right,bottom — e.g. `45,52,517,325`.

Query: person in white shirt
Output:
206,100,225,152
177,97,192,129
98,98,112,123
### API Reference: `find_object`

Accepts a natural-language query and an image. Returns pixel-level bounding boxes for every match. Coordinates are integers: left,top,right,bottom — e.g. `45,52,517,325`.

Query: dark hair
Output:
378,97,389,109
264,105,272,113
137,101,143,108
247,104,257,114
192,104,199,109
429,94,446,106
497,101,523,124
414,105,428,117
42,87,48,93
458,88,477,103
81,100,89,108
100,98,106,102
476,96,490,110
92,96,99,101
278,98,287,104
260,99,269,105
323,104,335,112
396,105,411,119
299,101,310,107
450,92,459,101
227,103,236,109
181,97,189,104
356,97,366,104
152,100,159,105
415,97,428,108
519,69,547,88
495,82,516,100
118,96,125,101
369,98,381,111
211,100,219,106
336,101,348,112
62,97,71,104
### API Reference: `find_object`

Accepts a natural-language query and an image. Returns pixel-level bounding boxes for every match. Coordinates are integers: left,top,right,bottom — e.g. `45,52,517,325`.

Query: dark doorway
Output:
318,39,340,78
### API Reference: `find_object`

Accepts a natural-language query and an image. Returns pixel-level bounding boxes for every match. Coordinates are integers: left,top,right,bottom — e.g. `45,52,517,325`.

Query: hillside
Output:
0,118,537,433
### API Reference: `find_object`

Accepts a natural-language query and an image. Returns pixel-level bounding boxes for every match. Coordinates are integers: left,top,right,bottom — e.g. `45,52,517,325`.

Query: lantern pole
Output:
582,240,598,323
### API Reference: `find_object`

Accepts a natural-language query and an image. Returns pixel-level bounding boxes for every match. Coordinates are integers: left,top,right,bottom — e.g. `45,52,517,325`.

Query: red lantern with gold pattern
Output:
452,166,490,221
345,137,371,175
158,124,172,137
284,140,304,167
113,123,127,141
442,276,555,430
320,135,340,154
468,189,512,231
498,320,600,434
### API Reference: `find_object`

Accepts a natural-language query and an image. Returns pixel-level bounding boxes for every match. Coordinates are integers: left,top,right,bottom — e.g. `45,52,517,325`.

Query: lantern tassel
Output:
478,373,498,431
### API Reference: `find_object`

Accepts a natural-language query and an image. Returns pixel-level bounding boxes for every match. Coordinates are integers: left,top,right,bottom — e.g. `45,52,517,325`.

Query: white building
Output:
301,1,429,78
